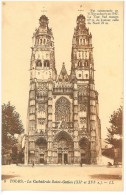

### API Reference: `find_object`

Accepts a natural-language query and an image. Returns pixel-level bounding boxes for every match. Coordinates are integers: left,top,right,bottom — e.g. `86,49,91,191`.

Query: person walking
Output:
80,160,82,167
32,160,34,167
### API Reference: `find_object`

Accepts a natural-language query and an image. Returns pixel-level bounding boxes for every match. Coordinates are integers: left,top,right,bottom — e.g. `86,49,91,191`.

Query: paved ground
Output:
2,164,123,191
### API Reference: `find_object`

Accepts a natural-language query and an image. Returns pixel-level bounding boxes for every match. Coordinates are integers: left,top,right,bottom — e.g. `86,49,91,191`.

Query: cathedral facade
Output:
24,14,101,165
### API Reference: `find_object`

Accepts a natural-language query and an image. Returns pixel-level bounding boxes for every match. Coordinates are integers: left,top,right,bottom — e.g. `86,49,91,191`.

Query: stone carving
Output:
38,104,45,112
78,85,89,96
37,82,48,96
80,104,87,111
80,117,86,124
38,118,45,125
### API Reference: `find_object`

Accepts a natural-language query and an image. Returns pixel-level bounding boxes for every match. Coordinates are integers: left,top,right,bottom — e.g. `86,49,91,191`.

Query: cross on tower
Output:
78,4,84,13
41,7,47,15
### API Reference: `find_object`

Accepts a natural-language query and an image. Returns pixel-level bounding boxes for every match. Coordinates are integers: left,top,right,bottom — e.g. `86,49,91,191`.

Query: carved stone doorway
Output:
53,131,74,164
58,153,62,164
64,153,68,164
58,152,68,164
79,137,90,164
40,154,44,164
35,137,47,164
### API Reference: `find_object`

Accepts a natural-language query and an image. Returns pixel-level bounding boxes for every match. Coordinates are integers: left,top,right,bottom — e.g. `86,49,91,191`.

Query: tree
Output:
105,106,122,163
2,102,24,157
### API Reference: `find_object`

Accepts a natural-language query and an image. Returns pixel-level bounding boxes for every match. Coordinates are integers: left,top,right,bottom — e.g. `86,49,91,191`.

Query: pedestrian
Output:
80,160,82,167
16,159,18,166
32,160,34,167
107,162,112,167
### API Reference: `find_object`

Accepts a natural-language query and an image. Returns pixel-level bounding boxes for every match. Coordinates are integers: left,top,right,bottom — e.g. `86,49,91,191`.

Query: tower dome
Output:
77,14,85,20
77,14,85,24
39,15,49,26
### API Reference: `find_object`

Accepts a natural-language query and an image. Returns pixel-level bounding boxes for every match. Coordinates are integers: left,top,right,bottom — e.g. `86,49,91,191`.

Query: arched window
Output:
44,60,50,68
55,97,70,122
43,39,46,44
82,52,84,59
36,60,42,67
40,39,42,44
85,74,88,79
83,39,85,45
85,51,87,59
78,61,82,67
85,61,88,67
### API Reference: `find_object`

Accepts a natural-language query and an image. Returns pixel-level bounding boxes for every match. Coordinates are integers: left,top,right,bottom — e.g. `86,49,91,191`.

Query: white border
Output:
0,0,125,195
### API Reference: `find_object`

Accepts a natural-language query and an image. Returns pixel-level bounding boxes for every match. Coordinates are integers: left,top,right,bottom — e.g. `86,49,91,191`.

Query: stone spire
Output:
58,62,69,82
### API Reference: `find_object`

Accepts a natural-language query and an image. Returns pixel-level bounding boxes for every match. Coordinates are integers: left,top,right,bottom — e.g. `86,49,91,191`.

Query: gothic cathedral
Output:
24,14,101,165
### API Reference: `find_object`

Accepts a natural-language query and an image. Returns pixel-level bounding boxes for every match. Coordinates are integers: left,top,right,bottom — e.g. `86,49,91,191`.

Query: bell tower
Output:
25,15,57,164
71,14,101,164
71,14,94,82
30,15,57,81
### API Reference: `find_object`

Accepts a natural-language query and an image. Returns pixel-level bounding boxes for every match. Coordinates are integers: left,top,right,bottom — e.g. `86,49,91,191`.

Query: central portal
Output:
53,131,74,164
58,153,62,164
64,153,68,164
58,153,68,164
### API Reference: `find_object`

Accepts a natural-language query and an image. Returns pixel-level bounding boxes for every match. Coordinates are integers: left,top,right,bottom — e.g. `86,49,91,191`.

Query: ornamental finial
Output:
41,6,47,15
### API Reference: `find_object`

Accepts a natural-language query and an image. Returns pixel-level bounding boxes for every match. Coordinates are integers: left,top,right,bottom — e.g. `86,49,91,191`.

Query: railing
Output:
53,88,73,95
72,44,92,49
36,97,48,103
52,121,73,129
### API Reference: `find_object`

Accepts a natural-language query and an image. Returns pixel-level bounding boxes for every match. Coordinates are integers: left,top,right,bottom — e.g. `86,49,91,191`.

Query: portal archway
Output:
53,131,74,164
35,137,47,164
79,137,90,164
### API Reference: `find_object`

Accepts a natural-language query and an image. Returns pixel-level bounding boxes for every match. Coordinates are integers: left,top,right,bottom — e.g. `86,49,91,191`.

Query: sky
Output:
2,1,123,140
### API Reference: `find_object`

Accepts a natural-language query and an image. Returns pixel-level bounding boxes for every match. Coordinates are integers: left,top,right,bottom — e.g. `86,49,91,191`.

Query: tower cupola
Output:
39,15,49,28
77,14,86,25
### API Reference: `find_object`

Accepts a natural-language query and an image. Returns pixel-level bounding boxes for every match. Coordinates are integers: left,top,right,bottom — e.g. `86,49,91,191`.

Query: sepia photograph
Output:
1,1,124,191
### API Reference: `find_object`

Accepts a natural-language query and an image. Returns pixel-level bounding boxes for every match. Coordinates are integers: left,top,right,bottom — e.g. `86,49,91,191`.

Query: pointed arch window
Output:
85,51,87,59
43,39,46,44
78,61,82,67
82,52,84,59
85,61,88,67
36,60,42,67
80,39,82,45
40,39,42,44
44,60,50,68
83,39,85,45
